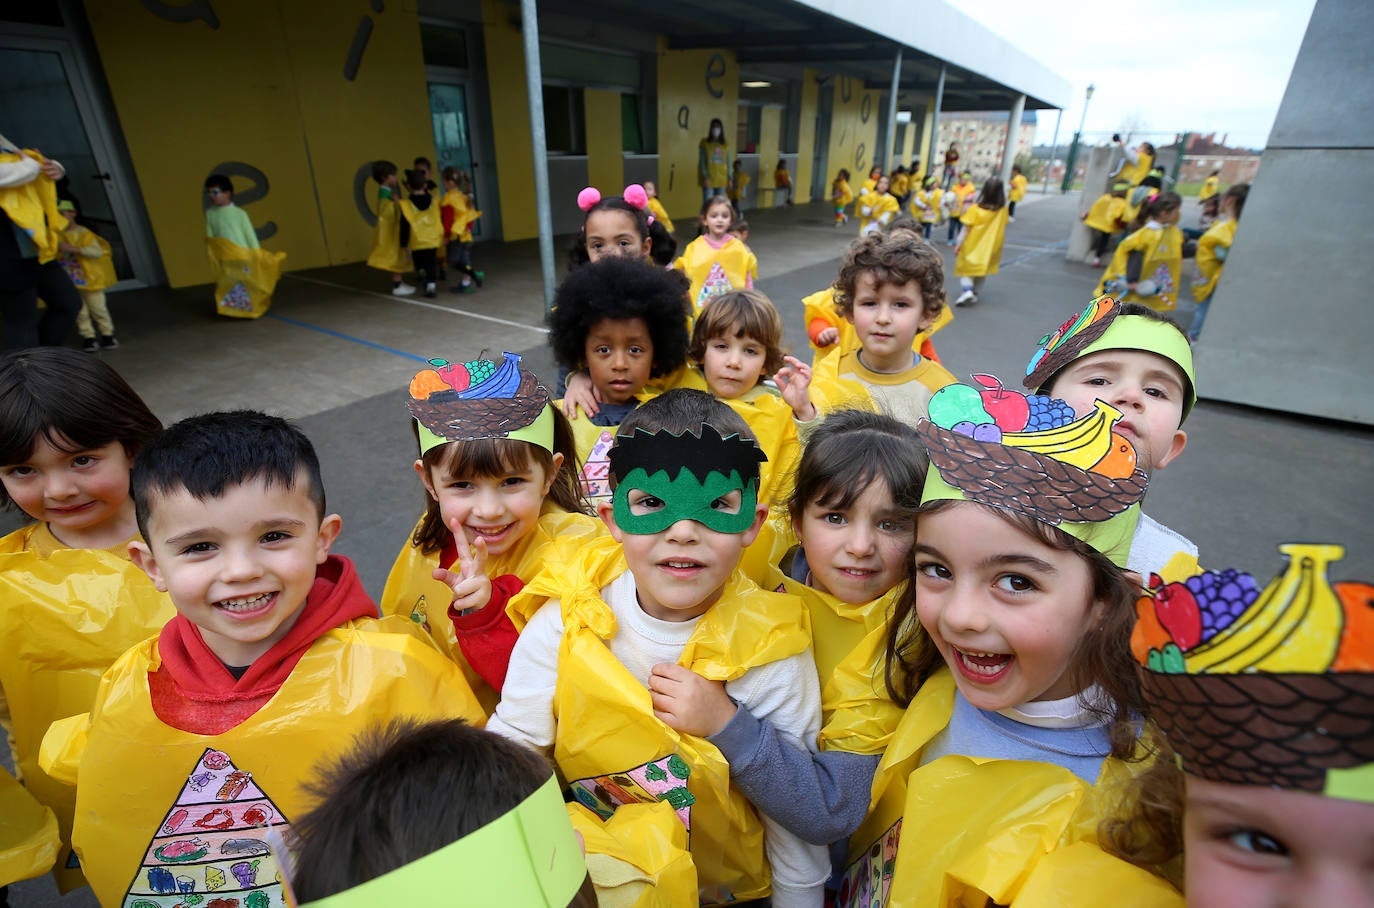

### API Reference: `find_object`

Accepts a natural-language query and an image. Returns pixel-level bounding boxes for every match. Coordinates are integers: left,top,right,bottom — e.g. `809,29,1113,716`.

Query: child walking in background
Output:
1096,191,1185,310
674,195,757,312
911,175,943,241
366,160,415,296
380,351,601,712
1189,183,1248,341
41,410,484,908
1082,180,1130,267
203,174,285,318
1008,164,1028,221
774,159,793,205
55,199,119,351
644,180,675,235
488,390,830,907
399,169,443,298
203,174,258,250
728,159,750,213
832,169,854,225
944,170,977,245
548,255,690,503
953,176,1010,306
439,166,483,294
856,175,899,236
0,348,174,893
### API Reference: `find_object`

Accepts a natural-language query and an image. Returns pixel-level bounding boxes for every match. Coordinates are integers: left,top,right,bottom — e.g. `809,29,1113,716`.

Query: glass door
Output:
428,81,489,240
0,38,157,287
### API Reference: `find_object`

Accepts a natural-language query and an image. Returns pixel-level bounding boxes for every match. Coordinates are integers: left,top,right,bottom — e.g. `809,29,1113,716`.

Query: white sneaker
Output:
392,282,416,297
955,289,976,306
1009,216,1016,222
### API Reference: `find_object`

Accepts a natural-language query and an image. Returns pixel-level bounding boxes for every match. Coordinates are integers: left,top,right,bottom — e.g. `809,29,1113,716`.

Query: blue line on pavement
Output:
266,314,430,363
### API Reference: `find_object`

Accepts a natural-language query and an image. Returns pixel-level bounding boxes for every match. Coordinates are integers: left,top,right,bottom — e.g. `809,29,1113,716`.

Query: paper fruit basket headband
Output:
406,352,554,455
1024,294,1197,421
1134,545,1374,801
918,374,1147,568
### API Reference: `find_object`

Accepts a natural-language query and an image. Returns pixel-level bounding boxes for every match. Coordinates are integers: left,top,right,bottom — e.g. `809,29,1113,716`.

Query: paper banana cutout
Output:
1136,545,1374,799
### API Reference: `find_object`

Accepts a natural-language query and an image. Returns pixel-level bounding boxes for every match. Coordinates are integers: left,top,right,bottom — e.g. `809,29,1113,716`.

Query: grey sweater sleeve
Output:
711,704,880,845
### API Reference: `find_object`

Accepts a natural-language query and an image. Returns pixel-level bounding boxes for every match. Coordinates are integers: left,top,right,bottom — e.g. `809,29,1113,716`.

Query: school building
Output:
1,0,1068,290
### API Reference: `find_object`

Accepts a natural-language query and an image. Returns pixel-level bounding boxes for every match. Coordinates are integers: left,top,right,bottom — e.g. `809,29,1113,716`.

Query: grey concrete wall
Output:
1066,144,1114,262
1201,0,1374,425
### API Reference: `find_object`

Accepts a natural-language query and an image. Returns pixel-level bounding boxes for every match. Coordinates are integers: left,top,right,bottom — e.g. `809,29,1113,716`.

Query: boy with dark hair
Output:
488,389,829,906
366,160,415,296
795,232,956,427
399,169,443,298
203,173,258,249
40,410,484,908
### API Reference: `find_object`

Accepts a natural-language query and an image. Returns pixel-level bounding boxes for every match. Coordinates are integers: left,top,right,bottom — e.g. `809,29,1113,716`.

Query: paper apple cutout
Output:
971,373,1029,432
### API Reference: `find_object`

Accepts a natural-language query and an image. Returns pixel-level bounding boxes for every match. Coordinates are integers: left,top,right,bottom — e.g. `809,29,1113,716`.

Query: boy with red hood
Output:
41,410,484,907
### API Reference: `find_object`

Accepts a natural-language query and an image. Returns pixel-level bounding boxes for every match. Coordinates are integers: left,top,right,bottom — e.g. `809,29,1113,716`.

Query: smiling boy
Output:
488,390,828,906
40,411,483,907
805,232,956,427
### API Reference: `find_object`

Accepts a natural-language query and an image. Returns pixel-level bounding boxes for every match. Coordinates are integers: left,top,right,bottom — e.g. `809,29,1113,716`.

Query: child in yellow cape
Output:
952,176,1010,306
40,411,484,908
1008,163,1029,220
204,172,285,318
831,169,854,225
1082,180,1131,267
1189,183,1248,341
0,348,175,894
656,378,1182,907
380,351,603,714
439,166,483,294
487,390,830,907
909,174,943,241
1096,191,1185,311
855,174,899,236
944,170,978,245
673,195,758,312
55,198,119,351
366,160,415,296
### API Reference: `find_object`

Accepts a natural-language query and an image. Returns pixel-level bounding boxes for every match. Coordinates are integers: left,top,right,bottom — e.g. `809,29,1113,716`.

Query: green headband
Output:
298,776,586,907
416,403,554,455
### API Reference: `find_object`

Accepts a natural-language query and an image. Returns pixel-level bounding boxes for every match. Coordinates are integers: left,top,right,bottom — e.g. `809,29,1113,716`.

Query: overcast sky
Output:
952,0,1317,150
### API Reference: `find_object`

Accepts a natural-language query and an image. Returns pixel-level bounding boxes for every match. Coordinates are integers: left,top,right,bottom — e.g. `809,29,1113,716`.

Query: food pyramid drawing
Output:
121,748,288,908
696,263,732,308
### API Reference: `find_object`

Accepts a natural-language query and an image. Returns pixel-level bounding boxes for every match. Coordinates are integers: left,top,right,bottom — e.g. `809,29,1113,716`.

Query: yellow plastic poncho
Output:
646,197,675,235
1010,173,1029,202
890,173,910,198
833,179,854,209
57,223,116,291
0,151,62,263
802,289,952,362
700,139,730,190
39,617,486,908
567,800,697,907
440,189,481,243
911,187,943,224
0,523,177,892
1117,150,1155,188
1095,224,1185,310
511,537,814,905
1084,194,1127,234
841,670,1181,908
366,188,411,273
856,190,899,235
399,198,444,251
1198,175,1219,202
673,236,758,313
1192,217,1237,303
206,236,286,319
955,205,1010,278
0,766,59,888
948,180,978,218
378,504,606,713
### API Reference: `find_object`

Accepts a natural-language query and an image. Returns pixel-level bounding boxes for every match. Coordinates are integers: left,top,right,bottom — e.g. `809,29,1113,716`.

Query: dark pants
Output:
1,260,83,351
922,222,933,240
411,248,438,284
1091,229,1112,258
1009,200,1018,218
948,217,960,243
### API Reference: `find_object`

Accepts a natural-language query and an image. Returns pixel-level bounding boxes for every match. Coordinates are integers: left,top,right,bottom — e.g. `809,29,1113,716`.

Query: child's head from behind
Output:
834,232,945,369
837,169,851,183
549,256,690,406
289,718,596,906
440,166,468,191
403,169,429,193
413,156,432,177
0,348,162,544
129,411,340,667
788,410,926,604
204,173,233,206
1221,182,1249,219
1144,190,1182,225
602,389,767,621
370,160,398,188
689,289,784,400
978,177,1006,209
406,356,585,557
1036,300,1195,473
699,195,734,239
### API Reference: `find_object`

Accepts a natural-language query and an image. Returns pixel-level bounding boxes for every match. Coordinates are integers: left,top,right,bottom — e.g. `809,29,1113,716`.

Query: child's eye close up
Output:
916,561,950,580
822,512,847,526
1225,828,1286,857
261,531,292,543
995,573,1036,593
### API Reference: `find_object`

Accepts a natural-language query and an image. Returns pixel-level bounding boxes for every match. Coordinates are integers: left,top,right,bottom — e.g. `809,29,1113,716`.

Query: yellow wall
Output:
758,107,779,204
794,70,818,204
656,44,739,224
86,0,434,287
827,76,880,187
483,0,537,241
585,89,624,193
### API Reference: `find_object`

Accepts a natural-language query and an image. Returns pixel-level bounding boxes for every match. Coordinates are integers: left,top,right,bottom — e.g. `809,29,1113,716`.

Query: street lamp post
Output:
1076,83,1095,142
1062,83,1095,193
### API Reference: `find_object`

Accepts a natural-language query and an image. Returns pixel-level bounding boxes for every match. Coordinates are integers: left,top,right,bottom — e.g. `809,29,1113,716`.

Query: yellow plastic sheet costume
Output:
366,189,411,273
440,189,481,242
399,198,443,250
856,189,898,235
568,801,697,908
1010,172,1029,202
1095,224,1184,310
511,537,813,905
955,205,1010,278
0,523,177,892
0,766,59,888
39,617,485,908
205,236,286,319
1117,150,1155,188
57,224,116,290
911,186,943,225
1084,193,1127,235
839,671,1179,908
378,504,605,713
673,236,758,313
1192,217,1237,302
833,178,854,210
0,151,63,263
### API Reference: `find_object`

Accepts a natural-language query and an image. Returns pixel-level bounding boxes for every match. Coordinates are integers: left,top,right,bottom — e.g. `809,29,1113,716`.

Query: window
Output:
543,86,585,155
622,94,642,153
419,22,468,69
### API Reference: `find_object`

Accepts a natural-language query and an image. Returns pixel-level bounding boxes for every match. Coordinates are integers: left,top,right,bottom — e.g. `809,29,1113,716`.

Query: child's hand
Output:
775,355,817,421
815,327,839,347
648,663,737,737
561,372,602,420
432,518,492,614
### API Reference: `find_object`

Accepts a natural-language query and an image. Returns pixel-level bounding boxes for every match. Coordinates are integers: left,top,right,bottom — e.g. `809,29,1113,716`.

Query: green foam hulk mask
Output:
611,467,759,535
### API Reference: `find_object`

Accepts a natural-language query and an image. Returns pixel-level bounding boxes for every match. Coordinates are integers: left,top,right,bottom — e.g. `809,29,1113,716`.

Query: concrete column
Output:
1000,93,1026,186
759,107,780,207
926,64,945,182
884,48,902,172
1065,143,1113,262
